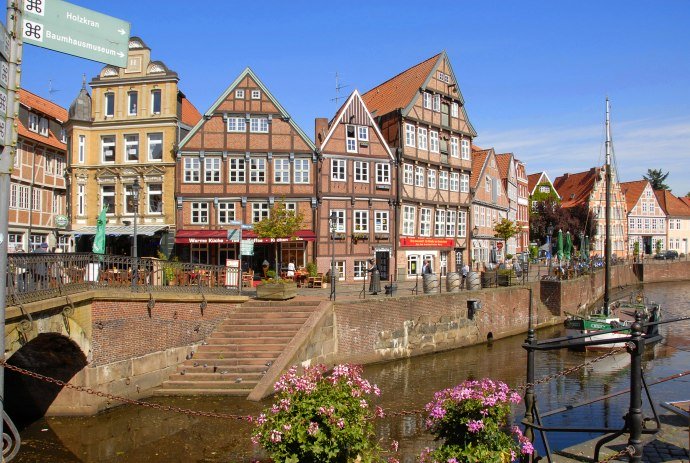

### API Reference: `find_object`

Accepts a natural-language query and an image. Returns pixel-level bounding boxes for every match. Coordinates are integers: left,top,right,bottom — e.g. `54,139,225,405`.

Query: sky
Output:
20,0,690,195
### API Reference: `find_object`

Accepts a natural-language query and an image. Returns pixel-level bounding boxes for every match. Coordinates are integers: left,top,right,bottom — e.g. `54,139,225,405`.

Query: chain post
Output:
522,287,536,462
627,312,644,462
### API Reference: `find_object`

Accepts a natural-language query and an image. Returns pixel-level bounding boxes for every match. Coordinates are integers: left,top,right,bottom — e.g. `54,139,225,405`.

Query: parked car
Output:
654,250,678,260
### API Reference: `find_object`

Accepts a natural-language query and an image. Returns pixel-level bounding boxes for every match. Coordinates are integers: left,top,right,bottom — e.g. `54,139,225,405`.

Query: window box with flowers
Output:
351,233,369,244
374,234,389,241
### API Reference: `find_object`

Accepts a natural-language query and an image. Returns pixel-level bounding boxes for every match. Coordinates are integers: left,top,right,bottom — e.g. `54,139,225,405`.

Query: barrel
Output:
446,272,461,292
422,274,439,294
466,271,481,290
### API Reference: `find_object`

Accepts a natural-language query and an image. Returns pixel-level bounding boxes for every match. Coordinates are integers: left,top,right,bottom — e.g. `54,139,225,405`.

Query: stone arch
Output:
4,333,87,429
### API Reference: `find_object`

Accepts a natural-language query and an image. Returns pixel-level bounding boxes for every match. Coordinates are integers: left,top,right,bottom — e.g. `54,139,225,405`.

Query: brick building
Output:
495,153,518,257
175,68,317,271
362,52,475,278
514,159,529,255
655,189,690,256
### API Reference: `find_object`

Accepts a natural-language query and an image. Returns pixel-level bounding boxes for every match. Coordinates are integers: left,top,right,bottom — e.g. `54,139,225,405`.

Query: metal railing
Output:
6,253,241,306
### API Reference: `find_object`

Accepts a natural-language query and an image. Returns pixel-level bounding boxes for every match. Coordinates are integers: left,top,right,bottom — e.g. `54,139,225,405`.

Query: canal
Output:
13,281,690,462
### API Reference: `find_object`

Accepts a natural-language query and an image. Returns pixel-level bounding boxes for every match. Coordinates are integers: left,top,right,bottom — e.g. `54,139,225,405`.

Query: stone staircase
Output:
155,301,320,397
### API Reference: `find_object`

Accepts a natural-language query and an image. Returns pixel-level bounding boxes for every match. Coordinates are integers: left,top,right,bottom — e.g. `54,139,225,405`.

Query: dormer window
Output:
104,92,115,117
251,90,261,100
28,113,39,132
38,117,49,136
235,89,245,99
151,89,162,114
357,126,368,141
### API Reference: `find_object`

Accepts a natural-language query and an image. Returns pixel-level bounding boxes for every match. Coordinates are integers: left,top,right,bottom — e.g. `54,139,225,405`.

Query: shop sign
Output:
250,236,309,244
240,239,254,256
399,237,455,248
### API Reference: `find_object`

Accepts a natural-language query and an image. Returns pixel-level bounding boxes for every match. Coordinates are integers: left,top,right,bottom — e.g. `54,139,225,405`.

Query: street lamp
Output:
329,212,337,301
131,178,140,290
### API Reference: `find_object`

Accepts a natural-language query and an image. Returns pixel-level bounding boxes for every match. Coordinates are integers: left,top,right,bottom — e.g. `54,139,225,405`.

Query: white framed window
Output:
435,209,446,236
148,183,163,214
427,169,436,189
460,173,469,192
335,261,346,281
235,89,245,99
405,123,416,147
101,185,115,214
217,202,236,224
8,233,23,252
403,164,413,185
423,92,432,109
346,125,357,152
229,158,245,183
60,128,66,143
353,210,369,232
227,116,247,132
402,205,415,236
485,176,491,192
375,211,389,233
77,184,85,216
151,89,162,114
183,157,200,183
450,137,459,157
354,161,369,182
124,134,139,162
78,135,85,163
451,102,459,117
18,185,29,210
250,117,269,133
432,94,441,112
31,188,41,211
439,171,449,190
38,117,49,136
251,90,261,99
353,260,367,279
446,210,456,237
429,131,439,153
358,126,369,141
415,166,424,187
205,157,221,183
274,158,290,183
294,158,310,183
458,210,467,237
450,172,459,191
376,163,390,184
331,159,346,181
461,139,470,160
46,154,54,174
418,127,428,150
10,183,16,208
250,158,266,183
480,207,486,226
330,209,346,233
407,255,420,276
128,91,138,115
420,207,431,236
101,136,115,163
104,92,115,117
148,133,163,161
191,202,209,224
252,203,269,223
28,113,39,132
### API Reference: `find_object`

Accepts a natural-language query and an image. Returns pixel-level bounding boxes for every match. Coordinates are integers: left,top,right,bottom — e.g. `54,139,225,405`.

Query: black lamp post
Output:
329,212,337,301
131,178,140,290
547,224,554,270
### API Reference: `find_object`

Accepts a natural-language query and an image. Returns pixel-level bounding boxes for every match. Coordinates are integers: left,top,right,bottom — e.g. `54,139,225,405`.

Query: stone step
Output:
205,336,294,345
208,330,296,339
177,363,267,374
167,372,263,382
231,305,319,313
222,312,313,321
153,388,254,397
215,321,305,330
191,351,280,360
161,380,257,390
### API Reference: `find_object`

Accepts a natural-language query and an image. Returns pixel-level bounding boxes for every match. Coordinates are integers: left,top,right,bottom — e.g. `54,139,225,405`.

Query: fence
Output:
6,253,241,306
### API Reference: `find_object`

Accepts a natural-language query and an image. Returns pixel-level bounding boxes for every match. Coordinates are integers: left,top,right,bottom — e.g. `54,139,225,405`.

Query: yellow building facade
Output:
65,37,200,256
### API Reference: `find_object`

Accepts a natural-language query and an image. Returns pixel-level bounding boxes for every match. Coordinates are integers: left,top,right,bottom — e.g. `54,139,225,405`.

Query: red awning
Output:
240,229,316,243
175,230,233,244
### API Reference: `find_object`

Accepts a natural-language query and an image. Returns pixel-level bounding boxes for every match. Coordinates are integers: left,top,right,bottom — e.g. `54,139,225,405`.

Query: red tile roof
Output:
362,53,441,118
681,196,690,208
619,180,650,212
655,190,690,217
528,173,542,192
17,120,66,150
180,96,202,127
470,148,491,189
495,153,513,179
553,168,601,208
19,89,68,122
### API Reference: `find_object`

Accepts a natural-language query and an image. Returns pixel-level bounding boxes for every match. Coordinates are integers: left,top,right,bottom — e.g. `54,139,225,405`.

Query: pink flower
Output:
269,429,282,443
307,421,319,436
466,419,484,433
375,406,385,418
521,440,534,455
336,418,345,429
390,440,399,452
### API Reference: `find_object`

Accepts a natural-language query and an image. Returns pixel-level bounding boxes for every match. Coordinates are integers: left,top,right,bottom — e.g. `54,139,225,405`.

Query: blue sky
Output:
21,1,690,195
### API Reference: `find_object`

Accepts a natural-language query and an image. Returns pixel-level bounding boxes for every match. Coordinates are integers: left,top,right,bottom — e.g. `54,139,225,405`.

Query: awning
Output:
70,225,168,236
175,230,235,244
240,229,316,243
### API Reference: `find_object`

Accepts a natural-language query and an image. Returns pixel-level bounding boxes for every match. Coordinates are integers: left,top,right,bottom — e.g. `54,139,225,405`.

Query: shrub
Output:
252,364,383,463
305,262,318,277
420,378,533,463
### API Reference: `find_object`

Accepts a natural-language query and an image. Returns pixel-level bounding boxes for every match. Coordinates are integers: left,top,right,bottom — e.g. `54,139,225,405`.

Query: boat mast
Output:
604,98,612,315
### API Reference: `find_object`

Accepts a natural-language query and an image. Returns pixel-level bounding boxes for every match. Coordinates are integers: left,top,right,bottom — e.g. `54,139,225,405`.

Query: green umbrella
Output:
565,231,573,260
583,235,590,262
92,206,108,254
556,229,564,261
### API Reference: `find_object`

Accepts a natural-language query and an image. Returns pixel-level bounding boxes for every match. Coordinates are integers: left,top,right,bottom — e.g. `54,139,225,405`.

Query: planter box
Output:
256,282,297,300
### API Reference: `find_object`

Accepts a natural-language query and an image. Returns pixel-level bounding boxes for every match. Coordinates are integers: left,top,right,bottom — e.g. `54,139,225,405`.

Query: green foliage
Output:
306,262,318,277
529,245,538,260
633,241,640,256
642,168,670,190
157,251,179,284
253,201,305,239
505,253,513,260
266,270,277,279
493,219,519,242
655,239,663,254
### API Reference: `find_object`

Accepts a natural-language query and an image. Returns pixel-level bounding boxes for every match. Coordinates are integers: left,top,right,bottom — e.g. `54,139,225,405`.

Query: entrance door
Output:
455,248,463,272
643,236,652,255
219,246,237,266
440,251,448,276
376,251,390,281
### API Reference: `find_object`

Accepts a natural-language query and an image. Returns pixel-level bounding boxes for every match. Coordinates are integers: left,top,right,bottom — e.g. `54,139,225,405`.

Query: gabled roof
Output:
319,89,393,161
655,190,690,217
470,148,492,189
179,67,316,151
527,171,560,198
20,89,68,122
619,180,650,212
362,53,440,118
680,197,690,208
554,168,601,208
495,153,514,180
179,96,202,127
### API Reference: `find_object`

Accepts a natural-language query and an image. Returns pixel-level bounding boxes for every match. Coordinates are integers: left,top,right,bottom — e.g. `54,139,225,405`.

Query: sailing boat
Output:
564,99,662,351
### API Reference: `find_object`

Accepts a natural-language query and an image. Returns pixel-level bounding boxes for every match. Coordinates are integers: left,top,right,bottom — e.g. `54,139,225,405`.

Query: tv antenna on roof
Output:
330,72,349,106
48,79,60,97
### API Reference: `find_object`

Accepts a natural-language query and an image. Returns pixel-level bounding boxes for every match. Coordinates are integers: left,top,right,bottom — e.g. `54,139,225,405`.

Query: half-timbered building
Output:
495,153,518,257
620,180,666,255
362,52,476,278
315,90,396,283
176,68,318,272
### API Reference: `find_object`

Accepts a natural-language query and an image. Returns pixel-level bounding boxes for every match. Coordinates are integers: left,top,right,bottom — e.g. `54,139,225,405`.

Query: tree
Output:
494,218,519,260
253,201,304,275
529,200,596,245
642,168,670,190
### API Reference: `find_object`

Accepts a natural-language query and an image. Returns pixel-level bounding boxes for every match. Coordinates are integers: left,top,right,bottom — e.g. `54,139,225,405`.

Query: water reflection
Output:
15,281,690,462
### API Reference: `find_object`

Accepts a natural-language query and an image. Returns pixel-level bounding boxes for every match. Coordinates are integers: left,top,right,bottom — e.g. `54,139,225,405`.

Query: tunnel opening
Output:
5,333,87,430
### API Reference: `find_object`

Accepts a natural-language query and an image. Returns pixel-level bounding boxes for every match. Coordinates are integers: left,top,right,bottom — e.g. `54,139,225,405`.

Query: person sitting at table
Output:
286,259,296,278
262,259,270,278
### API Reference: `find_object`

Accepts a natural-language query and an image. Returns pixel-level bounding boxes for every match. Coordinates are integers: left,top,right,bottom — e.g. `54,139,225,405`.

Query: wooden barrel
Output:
466,271,481,290
446,272,461,292
422,274,439,294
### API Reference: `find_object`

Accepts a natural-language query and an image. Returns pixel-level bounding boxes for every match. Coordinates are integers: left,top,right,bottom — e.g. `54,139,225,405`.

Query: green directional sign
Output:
22,0,130,67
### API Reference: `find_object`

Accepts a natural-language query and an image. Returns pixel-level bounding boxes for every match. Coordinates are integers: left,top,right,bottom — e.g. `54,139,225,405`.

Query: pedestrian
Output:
422,259,433,275
367,259,381,295
13,246,27,292
32,242,49,289
286,259,296,278
262,259,270,278
461,263,470,289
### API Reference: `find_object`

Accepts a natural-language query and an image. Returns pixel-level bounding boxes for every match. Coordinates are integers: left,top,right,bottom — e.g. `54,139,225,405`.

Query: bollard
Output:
627,311,645,462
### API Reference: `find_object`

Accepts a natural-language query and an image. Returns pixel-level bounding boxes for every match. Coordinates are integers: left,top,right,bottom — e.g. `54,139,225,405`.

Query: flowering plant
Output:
252,364,383,463
420,378,533,463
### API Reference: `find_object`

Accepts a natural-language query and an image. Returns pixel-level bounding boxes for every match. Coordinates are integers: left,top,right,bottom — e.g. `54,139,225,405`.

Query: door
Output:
455,248,463,272
643,236,652,255
440,251,448,276
376,251,390,281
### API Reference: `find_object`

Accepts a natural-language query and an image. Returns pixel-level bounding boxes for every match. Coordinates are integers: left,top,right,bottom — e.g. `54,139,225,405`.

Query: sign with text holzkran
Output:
22,0,130,67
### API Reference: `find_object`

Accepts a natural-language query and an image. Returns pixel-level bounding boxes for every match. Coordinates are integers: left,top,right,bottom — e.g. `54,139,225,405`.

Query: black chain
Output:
596,445,634,463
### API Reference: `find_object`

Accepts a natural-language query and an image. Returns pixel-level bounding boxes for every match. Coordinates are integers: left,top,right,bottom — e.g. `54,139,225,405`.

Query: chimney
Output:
314,118,329,146
563,173,570,179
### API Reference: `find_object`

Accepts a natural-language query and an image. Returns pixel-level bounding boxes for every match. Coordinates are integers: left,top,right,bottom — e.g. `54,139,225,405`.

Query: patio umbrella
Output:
565,232,573,260
556,229,564,261
580,234,587,261
489,247,498,264
92,206,108,255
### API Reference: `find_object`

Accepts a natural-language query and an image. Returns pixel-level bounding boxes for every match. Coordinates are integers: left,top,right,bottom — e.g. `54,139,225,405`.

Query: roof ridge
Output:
363,53,442,97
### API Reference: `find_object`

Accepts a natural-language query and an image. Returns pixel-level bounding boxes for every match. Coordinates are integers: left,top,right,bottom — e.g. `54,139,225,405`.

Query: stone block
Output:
131,351,167,376
97,361,133,384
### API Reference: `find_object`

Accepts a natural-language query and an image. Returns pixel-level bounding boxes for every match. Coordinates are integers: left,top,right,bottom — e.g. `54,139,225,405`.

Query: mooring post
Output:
522,287,536,462
627,311,644,462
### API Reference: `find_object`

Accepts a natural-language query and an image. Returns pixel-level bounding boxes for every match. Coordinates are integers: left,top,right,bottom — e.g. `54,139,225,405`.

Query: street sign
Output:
240,240,254,256
55,214,68,228
496,242,504,250
226,229,241,242
0,60,8,89
0,22,9,60
227,220,242,226
22,0,130,67
240,224,254,231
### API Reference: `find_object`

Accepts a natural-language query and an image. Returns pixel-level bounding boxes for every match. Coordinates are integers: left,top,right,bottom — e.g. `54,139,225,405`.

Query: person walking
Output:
367,259,381,295
422,259,433,275
32,242,49,289
461,263,470,289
